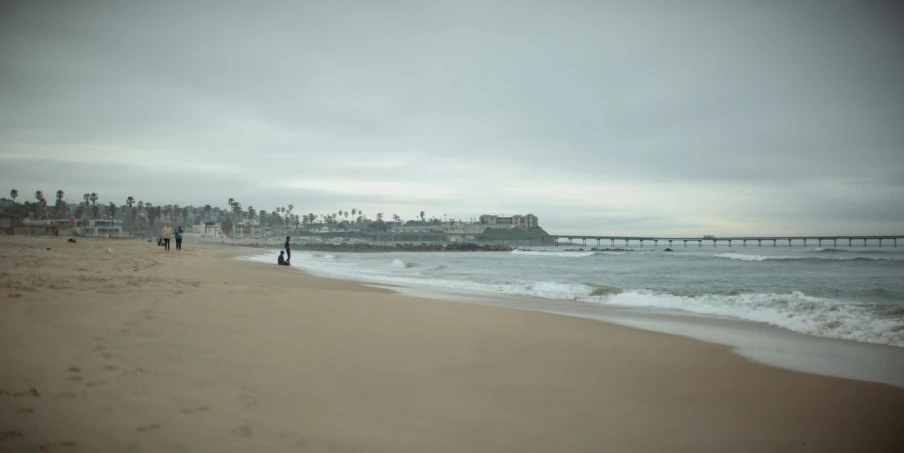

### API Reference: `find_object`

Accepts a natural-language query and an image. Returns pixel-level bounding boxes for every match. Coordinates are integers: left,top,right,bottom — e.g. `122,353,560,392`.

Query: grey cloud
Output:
1,0,903,234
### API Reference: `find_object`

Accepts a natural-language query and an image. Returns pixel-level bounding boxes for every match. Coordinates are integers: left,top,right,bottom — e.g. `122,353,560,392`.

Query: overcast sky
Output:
1,0,902,235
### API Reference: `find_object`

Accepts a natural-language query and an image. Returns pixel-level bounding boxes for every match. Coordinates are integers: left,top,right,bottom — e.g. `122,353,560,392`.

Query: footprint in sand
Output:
238,394,258,409
86,380,107,387
15,407,34,414
230,425,253,437
103,365,118,371
137,423,161,432
1,388,41,397
39,441,78,451
181,405,211,415
2,430,24,440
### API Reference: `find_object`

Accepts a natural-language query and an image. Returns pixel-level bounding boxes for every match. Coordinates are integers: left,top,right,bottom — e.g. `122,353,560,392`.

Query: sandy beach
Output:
1,236,902,453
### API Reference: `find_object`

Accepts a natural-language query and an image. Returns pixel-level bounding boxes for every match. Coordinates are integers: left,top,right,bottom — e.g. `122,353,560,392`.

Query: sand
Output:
1,236,902,452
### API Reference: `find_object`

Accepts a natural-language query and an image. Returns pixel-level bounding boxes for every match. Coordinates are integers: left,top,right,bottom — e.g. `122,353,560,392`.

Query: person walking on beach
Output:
174,224,184,252
285,236,291,264
161,223,172,252
278,251,290,266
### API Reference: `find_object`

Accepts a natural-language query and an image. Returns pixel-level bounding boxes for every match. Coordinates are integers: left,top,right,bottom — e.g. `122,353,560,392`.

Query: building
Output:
479,213,539,229
0,213,20,235
14,218,75,236
75,219,122,237
201,222,224,237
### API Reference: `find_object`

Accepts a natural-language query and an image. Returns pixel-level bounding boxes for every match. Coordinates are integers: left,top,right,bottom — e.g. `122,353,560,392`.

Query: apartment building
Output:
479,213,539,229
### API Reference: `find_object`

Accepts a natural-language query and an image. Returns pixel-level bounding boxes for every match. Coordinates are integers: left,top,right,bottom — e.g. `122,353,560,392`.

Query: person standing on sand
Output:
174,224,184,252
285,236,291,264
161,223,172,252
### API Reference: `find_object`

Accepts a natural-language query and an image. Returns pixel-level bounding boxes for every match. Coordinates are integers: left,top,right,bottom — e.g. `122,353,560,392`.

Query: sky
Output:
1,0,902,236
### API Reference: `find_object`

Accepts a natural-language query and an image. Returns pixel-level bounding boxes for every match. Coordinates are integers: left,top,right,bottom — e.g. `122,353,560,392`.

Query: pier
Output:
545,235,904,248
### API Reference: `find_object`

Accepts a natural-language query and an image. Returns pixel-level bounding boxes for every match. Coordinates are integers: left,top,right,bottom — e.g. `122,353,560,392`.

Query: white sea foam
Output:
714,253,893,262
511,249,595,258
600,291,904,347
240,251,904,347
391,259,417,269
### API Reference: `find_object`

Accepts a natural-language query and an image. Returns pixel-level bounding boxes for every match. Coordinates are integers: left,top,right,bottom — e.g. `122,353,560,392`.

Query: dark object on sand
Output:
663,248,674,252
46,248,51,250
68,238,77,243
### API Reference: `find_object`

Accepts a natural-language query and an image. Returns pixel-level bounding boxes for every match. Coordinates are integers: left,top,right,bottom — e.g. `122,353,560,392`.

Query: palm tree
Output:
420,211,425,222
248,206,256,237
108,202,117,220
204,204,212,222
9,189,18,203
91,204,100,221
90,192,98,205
126,197,136,236
259,209,267,229
56,190,64,202
351,208,356,217
33,191,45,218
228,198,234,208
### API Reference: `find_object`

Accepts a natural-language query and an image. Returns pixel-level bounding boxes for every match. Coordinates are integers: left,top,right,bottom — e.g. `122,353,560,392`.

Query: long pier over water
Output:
546,235,904,248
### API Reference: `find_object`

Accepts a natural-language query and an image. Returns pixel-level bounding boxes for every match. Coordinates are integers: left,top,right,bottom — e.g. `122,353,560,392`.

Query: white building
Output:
76,219,123,237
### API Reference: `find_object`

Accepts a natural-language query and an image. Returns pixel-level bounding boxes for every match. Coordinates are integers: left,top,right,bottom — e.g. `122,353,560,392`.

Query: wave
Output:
713,253,895,262
391,259,417,269
600,291,904,347
511,249,595,258
812,247,900,254
239,252,903,347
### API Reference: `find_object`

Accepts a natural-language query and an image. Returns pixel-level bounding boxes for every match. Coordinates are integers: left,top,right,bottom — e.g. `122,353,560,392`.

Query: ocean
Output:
243,244,904,385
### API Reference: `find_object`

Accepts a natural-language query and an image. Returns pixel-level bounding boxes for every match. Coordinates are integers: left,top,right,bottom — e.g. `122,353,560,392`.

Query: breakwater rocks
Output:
240,242,514,252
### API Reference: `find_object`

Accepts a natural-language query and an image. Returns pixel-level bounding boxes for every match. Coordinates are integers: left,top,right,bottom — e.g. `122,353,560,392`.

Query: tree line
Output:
6,189,447,237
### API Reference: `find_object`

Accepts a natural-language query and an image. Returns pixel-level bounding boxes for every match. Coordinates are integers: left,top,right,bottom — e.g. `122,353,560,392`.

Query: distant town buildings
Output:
479,214,538,229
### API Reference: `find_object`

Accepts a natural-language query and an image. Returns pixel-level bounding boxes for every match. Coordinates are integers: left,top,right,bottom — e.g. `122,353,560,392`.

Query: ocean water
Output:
246,245,904,348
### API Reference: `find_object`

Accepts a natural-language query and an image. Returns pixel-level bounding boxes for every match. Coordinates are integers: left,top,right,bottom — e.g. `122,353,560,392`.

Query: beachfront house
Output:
202,222,224,237
15,218,76,236
0,213,20,236
75,219,122,237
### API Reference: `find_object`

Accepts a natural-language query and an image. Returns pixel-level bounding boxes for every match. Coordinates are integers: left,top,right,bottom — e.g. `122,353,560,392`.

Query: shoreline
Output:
239,247,904,388
2,236,903,452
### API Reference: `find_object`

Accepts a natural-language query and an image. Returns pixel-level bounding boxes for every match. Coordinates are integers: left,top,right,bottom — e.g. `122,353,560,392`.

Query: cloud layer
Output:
1,0,902,235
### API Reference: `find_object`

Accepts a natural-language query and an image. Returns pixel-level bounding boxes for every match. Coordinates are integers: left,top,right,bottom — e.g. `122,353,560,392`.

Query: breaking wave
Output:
511,249,595,258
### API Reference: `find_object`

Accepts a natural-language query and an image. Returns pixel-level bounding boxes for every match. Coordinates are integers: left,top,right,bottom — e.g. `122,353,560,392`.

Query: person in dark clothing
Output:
174,224,184,251
284,236,291,264
278,251,290,266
